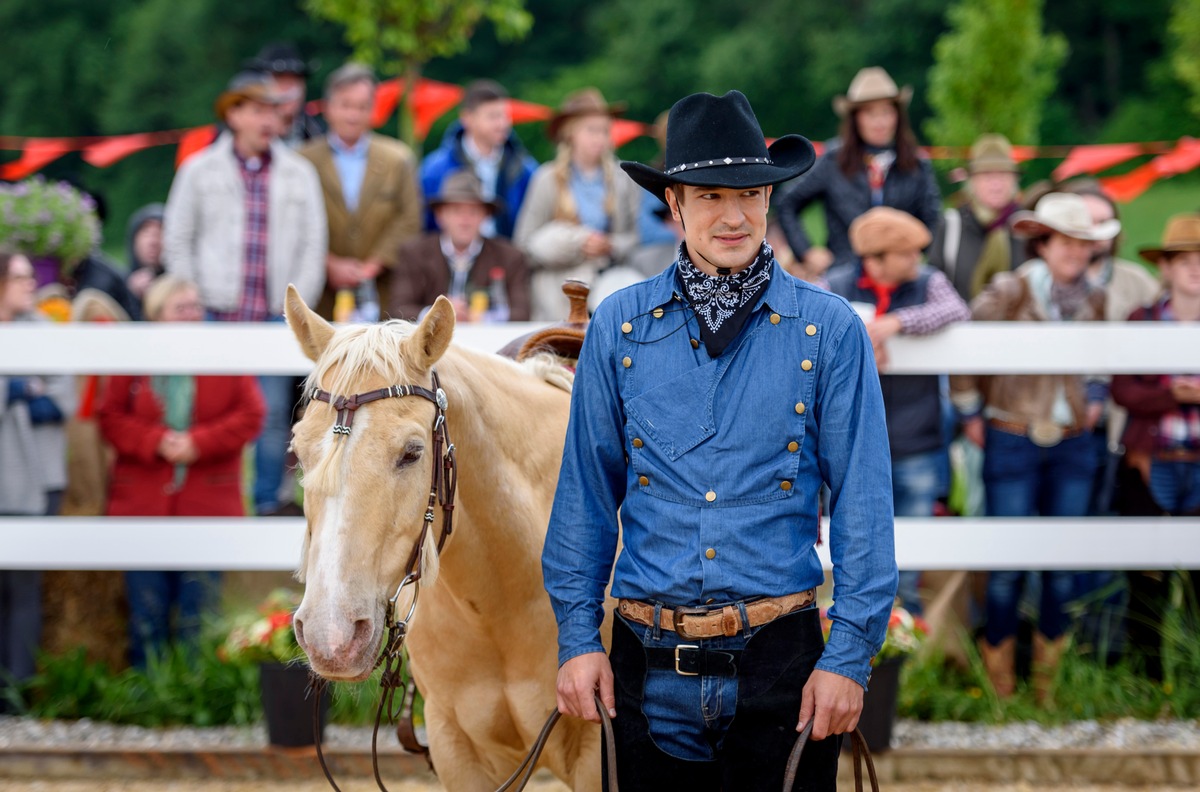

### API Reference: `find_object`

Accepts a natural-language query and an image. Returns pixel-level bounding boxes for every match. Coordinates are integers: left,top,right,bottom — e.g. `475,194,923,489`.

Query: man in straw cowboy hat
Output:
543,90,897,789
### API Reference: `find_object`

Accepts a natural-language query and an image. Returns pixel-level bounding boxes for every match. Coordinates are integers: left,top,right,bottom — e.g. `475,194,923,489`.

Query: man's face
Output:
326,80,374,145
226,99,278,154
272,73,307,119
969,171,1018,213
461,99,511,151
1040,232,1095,283
434,202,489,249
666,184,772,274
1081,194,1117,260
865,248,922,285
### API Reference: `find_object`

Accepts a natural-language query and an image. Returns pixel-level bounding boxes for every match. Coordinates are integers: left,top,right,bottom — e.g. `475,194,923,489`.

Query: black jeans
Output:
604,607,840,791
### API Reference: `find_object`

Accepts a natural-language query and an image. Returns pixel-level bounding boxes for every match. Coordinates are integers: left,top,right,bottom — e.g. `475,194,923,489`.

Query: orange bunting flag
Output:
611,119,650,148
370,79,403,129
82,133,158,168
1100,163,1159,203
1052,142,1143,181
507,98,553,125
0,139,74,181
175,126,218,168
411,80,465,141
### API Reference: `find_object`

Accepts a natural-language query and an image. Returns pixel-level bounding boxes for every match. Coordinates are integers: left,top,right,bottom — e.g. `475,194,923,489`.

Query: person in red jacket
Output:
98,276,265,667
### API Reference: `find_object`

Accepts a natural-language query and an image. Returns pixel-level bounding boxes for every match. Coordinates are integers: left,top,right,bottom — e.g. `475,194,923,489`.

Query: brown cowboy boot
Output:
1033,633,1069,705
978,637,1016,698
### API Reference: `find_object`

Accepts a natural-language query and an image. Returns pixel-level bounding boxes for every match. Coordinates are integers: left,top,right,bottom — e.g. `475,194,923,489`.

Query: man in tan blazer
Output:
301,63,422,319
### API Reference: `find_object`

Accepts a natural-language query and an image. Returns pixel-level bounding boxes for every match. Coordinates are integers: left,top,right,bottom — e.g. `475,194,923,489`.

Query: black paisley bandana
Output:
676,240,774,357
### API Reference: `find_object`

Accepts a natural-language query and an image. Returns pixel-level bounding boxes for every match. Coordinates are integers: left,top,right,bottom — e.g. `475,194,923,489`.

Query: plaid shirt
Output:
210,151,272,322
892,269,971,335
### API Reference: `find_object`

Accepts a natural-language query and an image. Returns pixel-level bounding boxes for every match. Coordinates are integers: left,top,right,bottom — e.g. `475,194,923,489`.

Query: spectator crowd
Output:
1,51,1198,710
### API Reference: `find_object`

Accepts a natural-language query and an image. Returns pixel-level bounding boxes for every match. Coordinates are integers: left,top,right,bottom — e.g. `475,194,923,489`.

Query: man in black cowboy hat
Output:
246,42,324,147
542,91,897,789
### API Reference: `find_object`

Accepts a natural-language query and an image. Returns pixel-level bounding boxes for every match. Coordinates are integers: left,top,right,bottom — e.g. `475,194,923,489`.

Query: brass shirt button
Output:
638,475,649,486
770,313,781,324
621,322,633,333
690,338,699,349
632,438,644,448
788,441,799,452
652,307,665,319
795,402,806,415
622,356,632,368
705,548,716,560
780,481,793,491
705,490,716,502
801,359,813,371
806,324,817,336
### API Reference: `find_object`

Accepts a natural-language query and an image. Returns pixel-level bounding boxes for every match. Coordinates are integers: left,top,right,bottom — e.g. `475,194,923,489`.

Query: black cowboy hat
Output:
245,42,318,76
621,91,815,205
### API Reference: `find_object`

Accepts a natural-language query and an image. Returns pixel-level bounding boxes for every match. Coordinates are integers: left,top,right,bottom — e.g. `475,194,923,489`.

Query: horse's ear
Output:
408,295,455,370
285,284,334,362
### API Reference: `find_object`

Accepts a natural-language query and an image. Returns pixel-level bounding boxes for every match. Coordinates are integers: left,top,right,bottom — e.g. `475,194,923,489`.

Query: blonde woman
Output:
514,88,641,320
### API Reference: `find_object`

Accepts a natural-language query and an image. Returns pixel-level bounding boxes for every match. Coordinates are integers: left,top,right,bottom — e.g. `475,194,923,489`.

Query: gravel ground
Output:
0,782,1177,791
4,715,1200,752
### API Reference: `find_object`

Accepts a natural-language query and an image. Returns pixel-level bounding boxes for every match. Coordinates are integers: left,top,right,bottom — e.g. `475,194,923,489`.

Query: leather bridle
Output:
304,367,458,792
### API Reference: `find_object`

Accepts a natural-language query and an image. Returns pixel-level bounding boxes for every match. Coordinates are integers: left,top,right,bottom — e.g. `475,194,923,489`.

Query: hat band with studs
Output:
666,155,773,176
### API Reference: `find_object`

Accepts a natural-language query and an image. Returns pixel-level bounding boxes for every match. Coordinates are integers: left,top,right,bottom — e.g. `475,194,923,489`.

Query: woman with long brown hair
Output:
777,67,941,275
514,88,641,320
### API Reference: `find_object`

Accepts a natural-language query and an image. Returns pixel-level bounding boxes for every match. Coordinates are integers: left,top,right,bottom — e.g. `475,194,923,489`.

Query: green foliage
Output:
0,178,102,264
303,0,532,75
926,0,1068,146
1170,0,1200,119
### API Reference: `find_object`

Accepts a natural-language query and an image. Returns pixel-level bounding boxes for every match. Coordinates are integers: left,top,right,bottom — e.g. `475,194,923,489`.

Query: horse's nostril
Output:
293,616,306,647
352,618,372,647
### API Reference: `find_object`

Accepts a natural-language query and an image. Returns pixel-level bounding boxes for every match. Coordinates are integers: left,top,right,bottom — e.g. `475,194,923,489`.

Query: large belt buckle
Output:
1028,420,1064,448
671,606,709,640
674,644,700,676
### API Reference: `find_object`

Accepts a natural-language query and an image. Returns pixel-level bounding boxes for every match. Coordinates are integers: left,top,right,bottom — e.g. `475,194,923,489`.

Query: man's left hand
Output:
796,669,863,740
865,315,902,347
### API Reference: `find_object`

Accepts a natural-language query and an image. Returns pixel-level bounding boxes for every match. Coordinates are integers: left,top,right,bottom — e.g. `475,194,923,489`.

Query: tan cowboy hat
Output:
427,170,502,215
546,87,626,141
213,70,285,122
1010,193,1120,242
833,67,913,117
968,134,1019,175
1139,213,1200,264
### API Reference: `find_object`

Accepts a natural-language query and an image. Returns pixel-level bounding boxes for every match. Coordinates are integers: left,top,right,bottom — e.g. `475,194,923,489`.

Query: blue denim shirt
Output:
542,257,898,688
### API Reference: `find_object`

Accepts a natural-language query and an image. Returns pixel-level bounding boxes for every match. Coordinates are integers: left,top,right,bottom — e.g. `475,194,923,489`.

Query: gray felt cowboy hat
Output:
426,170,502,215
620,90,816,205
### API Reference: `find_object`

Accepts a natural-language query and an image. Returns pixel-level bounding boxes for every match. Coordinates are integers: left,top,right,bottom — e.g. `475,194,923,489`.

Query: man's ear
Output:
665,187,682,222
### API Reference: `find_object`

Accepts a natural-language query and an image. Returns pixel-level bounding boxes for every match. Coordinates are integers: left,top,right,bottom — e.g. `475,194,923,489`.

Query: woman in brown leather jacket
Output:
951,193,1116,703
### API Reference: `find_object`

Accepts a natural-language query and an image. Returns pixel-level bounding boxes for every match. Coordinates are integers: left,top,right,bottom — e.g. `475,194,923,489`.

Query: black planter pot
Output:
854,656,904,754
259,662,329,747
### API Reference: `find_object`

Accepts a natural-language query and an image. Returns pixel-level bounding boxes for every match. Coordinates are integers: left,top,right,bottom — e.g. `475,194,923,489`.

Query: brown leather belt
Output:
987,417,1083,447
1156,448,1200,463
617,589,816,640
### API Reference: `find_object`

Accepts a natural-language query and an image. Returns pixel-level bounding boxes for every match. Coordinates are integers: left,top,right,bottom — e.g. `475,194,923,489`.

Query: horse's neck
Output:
429,348,570,604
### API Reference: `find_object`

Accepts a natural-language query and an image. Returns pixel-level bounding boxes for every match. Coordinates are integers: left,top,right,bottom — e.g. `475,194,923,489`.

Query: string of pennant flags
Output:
2,76,1199,203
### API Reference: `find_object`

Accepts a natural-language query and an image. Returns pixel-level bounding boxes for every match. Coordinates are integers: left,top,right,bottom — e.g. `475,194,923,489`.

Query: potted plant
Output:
821,604,928,752
219,588,329,747
0,178,101,286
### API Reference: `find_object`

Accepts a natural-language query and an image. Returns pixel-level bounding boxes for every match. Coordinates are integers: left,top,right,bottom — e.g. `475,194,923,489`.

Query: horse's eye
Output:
396,443,424,469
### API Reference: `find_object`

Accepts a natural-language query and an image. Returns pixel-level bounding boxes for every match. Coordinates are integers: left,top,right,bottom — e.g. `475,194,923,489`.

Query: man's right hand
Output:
802,246,834,276
556,651,616,722
326,255,363,289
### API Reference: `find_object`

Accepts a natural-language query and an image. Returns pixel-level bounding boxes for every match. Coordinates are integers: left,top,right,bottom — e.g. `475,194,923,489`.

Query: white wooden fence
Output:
3,322,1199,571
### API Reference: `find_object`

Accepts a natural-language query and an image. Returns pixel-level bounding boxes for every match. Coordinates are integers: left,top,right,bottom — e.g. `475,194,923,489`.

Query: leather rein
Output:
302,368,879,792
304,368,459,792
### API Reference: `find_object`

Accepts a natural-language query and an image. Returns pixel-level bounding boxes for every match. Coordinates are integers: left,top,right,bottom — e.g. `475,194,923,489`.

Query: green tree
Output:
925,0,1067,146
1170,0,1200,118
303,0,533,142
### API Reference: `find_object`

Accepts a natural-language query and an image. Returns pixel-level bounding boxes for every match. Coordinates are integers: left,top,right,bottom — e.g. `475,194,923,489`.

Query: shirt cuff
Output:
1087,381,1110,404
815,624,877,690
556,613,606,667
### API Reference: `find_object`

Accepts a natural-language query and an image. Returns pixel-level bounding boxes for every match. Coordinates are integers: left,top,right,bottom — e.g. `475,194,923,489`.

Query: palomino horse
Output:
283,285,603,790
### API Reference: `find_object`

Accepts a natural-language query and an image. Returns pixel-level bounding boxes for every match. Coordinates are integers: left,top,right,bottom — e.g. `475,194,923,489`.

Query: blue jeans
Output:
983,427,1096,644
254,374,298,513
125,571,221,668
893,450,943,616
1149,459,1200,515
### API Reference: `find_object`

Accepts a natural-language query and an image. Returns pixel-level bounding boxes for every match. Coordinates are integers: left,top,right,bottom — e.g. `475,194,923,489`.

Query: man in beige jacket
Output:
300,63,422,320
